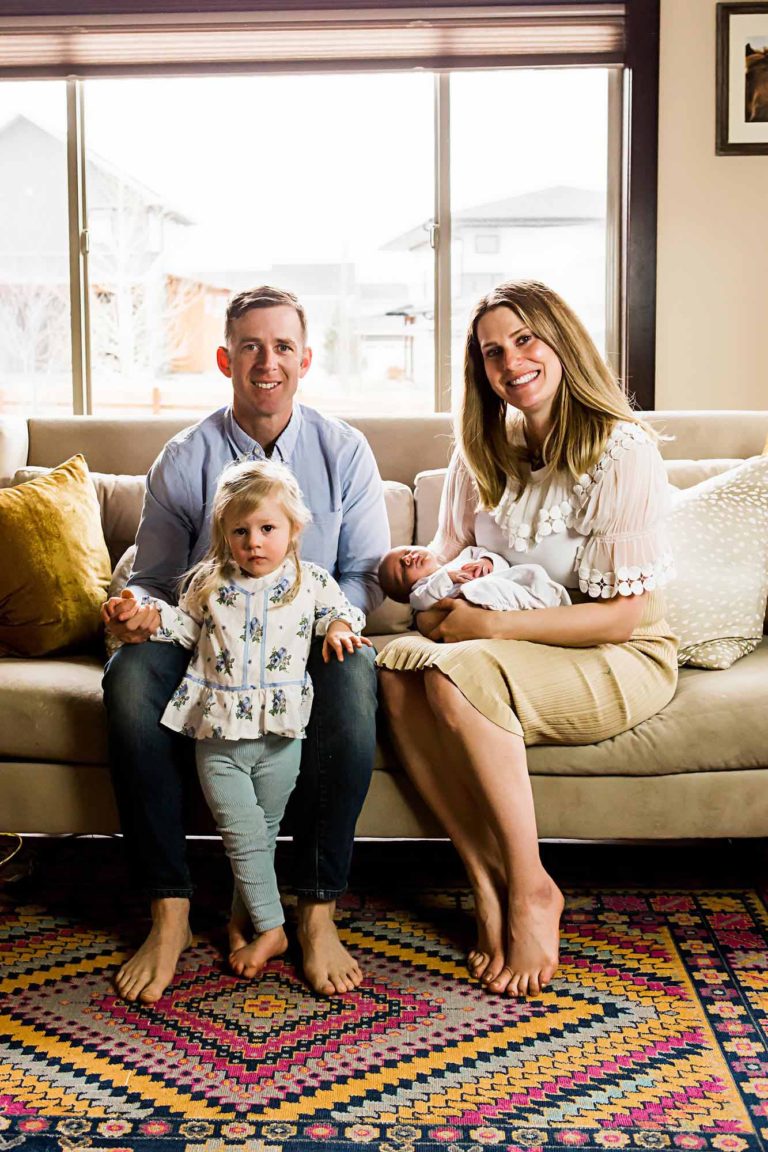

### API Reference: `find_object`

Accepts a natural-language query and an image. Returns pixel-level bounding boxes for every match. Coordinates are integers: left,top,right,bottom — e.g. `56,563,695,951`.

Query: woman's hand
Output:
422,599,499,643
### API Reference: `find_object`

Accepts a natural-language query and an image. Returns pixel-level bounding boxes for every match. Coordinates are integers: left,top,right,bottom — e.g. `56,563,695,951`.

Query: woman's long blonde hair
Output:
183,458,311,613
460,280,652,510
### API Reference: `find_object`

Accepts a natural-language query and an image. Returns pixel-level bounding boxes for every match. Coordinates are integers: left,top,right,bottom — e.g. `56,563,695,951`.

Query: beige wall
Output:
656,0,768,409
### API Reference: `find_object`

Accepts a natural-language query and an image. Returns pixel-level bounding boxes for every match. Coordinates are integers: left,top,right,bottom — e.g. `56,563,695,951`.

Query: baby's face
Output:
379,546,440,602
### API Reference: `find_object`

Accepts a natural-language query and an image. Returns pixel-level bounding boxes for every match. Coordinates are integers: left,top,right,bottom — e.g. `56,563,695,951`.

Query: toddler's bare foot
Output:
297,900,363,996
229,925,288,978
467,870,506,982
487,877,564,997
114,897,192,1005
227,915,252,956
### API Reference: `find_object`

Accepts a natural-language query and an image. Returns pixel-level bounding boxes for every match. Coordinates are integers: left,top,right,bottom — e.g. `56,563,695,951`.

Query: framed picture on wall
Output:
717,2,768,153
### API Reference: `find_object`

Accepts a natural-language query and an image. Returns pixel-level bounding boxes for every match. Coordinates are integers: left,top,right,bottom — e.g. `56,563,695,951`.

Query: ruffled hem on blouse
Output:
160,678,313,741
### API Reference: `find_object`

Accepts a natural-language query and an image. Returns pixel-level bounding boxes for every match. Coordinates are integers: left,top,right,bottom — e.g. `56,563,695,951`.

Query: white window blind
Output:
0,5,625,77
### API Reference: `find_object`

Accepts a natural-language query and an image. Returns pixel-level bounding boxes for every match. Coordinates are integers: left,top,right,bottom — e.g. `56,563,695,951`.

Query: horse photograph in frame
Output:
717,2,768,154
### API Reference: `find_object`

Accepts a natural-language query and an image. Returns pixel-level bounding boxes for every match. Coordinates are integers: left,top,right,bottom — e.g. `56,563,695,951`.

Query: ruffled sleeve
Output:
303,562,366,636
430,450,480,564
574,428,675,598
147,591,203,649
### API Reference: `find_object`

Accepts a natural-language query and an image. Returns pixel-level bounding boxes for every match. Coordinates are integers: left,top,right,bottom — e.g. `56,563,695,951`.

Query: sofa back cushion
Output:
18,413,456,489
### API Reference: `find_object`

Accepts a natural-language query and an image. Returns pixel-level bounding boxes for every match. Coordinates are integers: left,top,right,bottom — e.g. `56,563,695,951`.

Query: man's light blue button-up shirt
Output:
128,404,389,615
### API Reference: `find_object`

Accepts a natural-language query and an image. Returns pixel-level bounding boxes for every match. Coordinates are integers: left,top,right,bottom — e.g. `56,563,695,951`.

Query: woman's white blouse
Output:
431,421,674,598
147,558,364,741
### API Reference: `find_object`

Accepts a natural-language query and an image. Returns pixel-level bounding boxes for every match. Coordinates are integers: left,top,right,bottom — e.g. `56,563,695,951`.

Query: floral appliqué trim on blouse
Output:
574,550,676,599
490,422,674,600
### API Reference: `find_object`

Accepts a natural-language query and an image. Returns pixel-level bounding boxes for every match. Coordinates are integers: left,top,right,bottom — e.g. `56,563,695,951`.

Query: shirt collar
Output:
225,404,303,464
226,556,296,593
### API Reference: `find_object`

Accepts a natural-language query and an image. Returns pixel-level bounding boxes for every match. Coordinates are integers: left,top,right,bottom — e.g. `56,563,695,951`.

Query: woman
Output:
377,281,677,997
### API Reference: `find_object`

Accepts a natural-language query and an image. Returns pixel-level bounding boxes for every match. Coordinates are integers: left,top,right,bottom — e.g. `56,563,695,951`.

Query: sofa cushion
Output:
665,456,768,668
526,639,768,778
15,467,146,567
0,456,112,658
364,481,414,636
414,468,446,546
0,654,107,764
7,637,766,775
664,459,744,489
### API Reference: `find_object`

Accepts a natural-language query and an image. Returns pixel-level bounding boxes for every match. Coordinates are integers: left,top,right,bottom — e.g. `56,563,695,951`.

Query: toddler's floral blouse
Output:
147,558,364,741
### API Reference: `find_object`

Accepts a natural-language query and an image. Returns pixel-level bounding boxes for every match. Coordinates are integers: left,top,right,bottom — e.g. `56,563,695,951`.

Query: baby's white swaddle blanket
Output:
410,547,572,613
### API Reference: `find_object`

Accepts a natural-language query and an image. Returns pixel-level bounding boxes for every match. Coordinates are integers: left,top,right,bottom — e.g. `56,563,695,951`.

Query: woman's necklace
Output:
525,439,545,470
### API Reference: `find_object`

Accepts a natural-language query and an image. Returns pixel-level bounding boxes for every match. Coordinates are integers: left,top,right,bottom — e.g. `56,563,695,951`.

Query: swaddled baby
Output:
378,544,571,612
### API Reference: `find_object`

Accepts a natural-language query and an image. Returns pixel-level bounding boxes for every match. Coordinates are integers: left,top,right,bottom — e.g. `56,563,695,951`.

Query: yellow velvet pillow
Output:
0,454,112,657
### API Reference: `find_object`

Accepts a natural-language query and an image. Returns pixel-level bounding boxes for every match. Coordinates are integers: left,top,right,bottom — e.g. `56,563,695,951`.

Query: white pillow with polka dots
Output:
665,455,768,669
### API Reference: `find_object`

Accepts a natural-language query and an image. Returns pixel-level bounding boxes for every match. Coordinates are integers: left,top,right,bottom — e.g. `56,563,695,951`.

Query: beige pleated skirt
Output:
375,591,678,746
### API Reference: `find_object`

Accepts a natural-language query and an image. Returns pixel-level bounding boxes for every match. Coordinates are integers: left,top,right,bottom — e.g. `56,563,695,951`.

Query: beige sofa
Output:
1,410,768,842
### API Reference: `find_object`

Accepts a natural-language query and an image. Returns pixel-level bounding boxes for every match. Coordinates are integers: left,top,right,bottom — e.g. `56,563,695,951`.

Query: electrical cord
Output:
0,833,23,870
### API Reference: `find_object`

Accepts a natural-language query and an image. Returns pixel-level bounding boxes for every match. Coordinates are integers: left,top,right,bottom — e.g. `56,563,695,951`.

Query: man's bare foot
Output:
297,900,363,996
467,869,506,982
114,897,192,1005
487,876,564,997
229,925,288,978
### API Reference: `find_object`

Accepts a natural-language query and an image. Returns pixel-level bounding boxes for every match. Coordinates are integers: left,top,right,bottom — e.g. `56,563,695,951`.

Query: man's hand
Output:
446,557,494,584
100,589,161,645
322,620,374,663
425,598,501,643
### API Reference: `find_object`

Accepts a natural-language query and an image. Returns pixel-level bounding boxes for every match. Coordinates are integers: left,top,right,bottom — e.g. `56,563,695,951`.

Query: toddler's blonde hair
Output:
184,458,311,613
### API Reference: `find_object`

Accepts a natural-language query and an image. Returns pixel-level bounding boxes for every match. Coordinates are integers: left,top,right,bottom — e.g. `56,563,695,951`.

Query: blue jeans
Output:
102,637,377,901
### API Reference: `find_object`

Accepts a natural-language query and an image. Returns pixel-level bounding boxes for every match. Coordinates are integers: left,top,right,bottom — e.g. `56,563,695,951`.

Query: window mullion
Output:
66,77,91,414
605,65,624,383
434,70,452,413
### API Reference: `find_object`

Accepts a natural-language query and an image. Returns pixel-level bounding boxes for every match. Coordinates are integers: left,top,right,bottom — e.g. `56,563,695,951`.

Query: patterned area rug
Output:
2,842,768,1151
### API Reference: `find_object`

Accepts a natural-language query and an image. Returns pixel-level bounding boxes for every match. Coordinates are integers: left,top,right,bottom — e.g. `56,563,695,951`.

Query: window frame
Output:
6,0,660,414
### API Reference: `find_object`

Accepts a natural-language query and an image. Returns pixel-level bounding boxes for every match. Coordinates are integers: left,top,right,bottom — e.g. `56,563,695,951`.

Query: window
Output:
82,74,435,417
450,68,610,407
0,82,71,415
0,2,660,415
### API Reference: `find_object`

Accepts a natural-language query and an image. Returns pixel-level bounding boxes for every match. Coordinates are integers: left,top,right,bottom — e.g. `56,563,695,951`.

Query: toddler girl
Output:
145,458,370,979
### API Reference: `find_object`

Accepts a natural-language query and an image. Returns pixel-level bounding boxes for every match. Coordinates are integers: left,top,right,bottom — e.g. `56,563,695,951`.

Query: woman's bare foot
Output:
114,897,193,1005
467,869,506,982
487,877,564,997
297,900,363,996
229,925,288,978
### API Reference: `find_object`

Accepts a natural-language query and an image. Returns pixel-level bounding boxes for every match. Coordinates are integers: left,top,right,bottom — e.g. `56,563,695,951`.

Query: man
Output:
101,286,389,1003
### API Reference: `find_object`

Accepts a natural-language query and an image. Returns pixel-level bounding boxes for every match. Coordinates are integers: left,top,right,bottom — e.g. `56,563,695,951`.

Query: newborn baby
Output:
379,545,571,613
